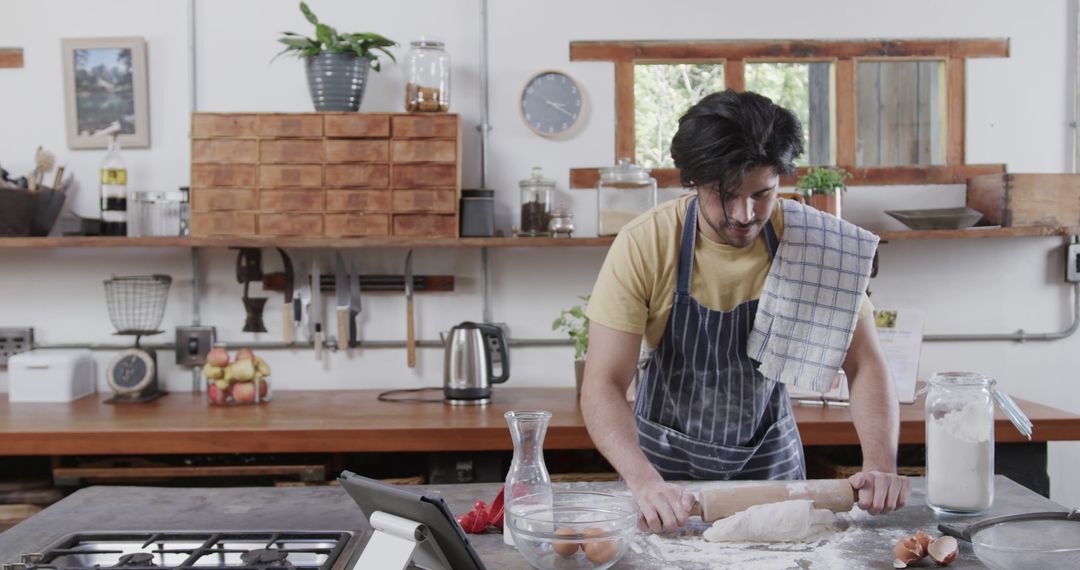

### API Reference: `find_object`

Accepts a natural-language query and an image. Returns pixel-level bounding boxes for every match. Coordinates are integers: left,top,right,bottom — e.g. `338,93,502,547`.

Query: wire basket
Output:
104,274,172,335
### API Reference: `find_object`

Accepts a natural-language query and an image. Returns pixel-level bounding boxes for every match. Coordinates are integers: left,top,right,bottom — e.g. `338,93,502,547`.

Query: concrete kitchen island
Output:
0,476,1068,569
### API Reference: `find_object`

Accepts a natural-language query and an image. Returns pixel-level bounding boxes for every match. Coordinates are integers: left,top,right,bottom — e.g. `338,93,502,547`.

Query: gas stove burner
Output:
239,549,290,566
115,553,156,567
21,531,352,570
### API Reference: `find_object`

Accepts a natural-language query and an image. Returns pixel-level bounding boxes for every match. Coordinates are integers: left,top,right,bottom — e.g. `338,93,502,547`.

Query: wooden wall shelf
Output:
0,226,1076,249
0,236,617,249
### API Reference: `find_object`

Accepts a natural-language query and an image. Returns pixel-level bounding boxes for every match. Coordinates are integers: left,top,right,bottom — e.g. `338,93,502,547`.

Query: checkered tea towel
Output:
746,200,879,392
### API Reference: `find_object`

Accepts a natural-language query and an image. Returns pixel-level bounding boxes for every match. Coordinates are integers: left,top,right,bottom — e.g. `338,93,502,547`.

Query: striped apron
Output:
633,197,806,480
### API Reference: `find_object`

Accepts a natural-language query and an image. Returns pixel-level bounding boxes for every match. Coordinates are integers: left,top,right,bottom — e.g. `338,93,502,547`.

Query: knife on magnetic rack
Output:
404,250,416,367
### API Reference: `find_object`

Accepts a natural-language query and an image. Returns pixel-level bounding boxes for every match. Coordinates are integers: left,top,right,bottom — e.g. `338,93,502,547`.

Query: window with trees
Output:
569,39,1007,190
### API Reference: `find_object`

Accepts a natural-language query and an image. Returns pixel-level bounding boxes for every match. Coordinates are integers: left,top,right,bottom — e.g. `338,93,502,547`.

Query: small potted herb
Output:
795,166,851,218
552,296,590,396
276,2,397,111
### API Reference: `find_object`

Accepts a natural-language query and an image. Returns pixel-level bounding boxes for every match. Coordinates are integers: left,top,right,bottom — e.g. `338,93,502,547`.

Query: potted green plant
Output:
795,166,851,218
276,2,397,111
552,296,590,396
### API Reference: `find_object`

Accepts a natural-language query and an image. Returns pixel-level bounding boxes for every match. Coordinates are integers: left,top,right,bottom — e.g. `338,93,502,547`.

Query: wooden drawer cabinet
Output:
325,213,390,237
327,190,391,213
192,140,258,164
191,188,257,212
259,213,323,236
191,114,256,138
325,164,390,188
191,113,459,237
189,212,256,236
259,189,325,212
324,114,390,138
260,140,324,164
392,164,457,187
325,140,389,163
393,189,455,213
256,114,323,137
390,140,456,163
191,165,256,188
392,115,458,138
258,165,323,187
393,214,456,237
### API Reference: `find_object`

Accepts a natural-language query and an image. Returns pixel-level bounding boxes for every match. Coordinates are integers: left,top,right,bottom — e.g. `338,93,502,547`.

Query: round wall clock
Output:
520,70,587,138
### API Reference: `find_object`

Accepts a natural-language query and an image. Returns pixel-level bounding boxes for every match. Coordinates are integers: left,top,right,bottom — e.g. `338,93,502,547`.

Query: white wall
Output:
2,0,1078,505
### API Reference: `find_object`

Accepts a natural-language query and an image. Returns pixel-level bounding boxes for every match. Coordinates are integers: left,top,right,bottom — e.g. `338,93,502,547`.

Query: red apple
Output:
231,381,257,404
206,347,229,367
235,348,256,362
207,382,229,405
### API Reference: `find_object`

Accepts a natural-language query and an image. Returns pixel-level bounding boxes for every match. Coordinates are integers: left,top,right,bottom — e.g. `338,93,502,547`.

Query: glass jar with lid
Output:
925,371,995,515
597,157,657,236
519,167,554,237
548,204,575,238
404,38,450,112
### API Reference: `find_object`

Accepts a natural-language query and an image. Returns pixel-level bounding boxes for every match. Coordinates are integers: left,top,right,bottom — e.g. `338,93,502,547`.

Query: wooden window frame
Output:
0,48,23,68
568,39,1008,189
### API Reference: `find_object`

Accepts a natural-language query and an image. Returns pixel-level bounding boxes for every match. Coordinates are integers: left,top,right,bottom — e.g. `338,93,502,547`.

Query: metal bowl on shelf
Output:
884,207,985,230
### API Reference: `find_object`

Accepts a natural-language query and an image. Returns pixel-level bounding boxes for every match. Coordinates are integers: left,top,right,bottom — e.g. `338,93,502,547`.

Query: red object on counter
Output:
456,485,506,534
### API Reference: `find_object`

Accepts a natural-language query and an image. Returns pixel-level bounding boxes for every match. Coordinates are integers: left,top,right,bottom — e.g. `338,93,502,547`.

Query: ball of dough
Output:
551,527,580,557
582,527,619,564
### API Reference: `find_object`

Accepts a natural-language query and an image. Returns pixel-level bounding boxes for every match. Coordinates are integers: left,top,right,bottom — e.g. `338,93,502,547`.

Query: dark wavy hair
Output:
670,90,804,194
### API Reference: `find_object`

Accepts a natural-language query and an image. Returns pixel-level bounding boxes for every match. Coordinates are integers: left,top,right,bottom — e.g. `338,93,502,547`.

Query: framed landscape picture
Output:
62,37,149,149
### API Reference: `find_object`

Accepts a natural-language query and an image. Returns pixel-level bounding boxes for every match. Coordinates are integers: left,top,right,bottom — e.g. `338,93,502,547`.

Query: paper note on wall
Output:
873,308,925,404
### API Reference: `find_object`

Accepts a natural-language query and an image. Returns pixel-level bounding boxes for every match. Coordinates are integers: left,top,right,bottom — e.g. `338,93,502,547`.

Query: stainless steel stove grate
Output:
7,531,352,570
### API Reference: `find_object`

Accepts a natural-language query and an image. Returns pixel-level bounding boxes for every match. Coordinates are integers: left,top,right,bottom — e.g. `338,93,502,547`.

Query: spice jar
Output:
548,204,574,238
404,38,450,112
518,167,554,237
597,158,657,236
925,372,995,514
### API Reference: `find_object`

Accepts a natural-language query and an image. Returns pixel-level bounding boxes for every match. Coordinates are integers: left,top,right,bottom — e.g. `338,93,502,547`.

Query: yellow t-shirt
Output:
587,195,873,349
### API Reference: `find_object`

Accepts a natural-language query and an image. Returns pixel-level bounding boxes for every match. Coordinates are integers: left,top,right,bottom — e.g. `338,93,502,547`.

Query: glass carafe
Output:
925,372,995,514
503,410,553,546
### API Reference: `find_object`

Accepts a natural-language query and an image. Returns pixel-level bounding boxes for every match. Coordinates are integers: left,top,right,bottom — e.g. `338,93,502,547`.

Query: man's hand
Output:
631,480,695,533
849,470,910,515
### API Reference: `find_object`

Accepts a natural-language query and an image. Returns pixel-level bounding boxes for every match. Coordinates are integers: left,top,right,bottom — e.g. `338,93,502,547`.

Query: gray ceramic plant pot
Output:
304,52,371,111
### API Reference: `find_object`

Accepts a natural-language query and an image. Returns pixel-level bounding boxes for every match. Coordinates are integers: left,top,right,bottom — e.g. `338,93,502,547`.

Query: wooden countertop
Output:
1,388,1078,456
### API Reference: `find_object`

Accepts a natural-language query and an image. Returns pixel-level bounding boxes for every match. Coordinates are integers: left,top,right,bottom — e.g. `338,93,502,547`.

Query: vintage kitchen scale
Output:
103,274,171,403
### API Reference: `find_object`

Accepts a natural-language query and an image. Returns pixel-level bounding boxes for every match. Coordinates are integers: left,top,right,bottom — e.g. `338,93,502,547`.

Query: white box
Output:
8,349,97,402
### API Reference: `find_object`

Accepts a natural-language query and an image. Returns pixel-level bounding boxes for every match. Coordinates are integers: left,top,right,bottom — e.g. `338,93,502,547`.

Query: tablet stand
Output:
354,510,454,570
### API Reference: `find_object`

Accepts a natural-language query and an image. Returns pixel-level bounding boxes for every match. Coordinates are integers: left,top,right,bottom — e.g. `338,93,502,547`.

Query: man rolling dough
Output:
581,90,910,533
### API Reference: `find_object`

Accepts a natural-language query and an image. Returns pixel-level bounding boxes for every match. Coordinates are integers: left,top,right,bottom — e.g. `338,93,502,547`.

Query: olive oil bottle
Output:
99,130,128,236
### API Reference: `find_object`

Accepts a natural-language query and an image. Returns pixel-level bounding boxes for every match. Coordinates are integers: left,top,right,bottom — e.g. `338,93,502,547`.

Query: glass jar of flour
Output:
925,372,995,514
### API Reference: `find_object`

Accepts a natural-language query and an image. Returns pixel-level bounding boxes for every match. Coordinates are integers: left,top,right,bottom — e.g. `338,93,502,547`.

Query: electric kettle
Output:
443,321,509,405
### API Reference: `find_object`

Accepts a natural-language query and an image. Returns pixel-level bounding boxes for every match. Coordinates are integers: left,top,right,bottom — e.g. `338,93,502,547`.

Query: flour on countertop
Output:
631,509,917,569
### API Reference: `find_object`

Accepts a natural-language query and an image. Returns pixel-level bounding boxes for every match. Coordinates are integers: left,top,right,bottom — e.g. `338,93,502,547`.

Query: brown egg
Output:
892,535,926,568
927,535,958,566
552,526,580,557
582,527,619,565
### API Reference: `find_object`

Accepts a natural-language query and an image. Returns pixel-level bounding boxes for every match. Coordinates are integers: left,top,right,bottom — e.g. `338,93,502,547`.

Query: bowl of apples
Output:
202,347,272,406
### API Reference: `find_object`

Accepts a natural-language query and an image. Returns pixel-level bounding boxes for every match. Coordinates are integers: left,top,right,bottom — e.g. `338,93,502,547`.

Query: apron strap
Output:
763,216,780,260
676,197,699,294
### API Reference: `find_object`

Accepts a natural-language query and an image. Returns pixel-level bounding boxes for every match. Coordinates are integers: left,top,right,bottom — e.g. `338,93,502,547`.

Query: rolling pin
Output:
688,479,855,522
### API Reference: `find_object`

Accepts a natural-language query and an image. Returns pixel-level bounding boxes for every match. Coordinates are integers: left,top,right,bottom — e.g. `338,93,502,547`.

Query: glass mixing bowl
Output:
507,491,639,570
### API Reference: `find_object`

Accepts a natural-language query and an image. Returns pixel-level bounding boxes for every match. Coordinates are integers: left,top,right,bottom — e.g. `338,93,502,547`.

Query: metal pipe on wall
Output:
923,282,1080,343
478,0,494,324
